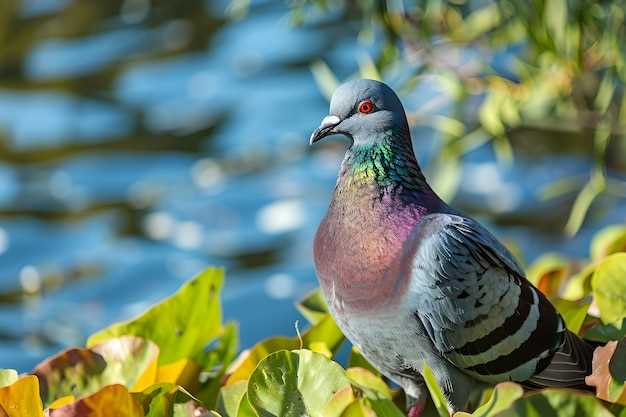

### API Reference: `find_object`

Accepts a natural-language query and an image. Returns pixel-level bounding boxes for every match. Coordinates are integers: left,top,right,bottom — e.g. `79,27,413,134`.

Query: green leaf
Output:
193,322,239,408
296,289,329,325
455,382,523,417
366,398,405,417
592,253,626,324
227,314,344,384
88,267,223,365
495,388,614,417
247,349,351,417
583,318,626,343
348,347,379,376
422,365,449,417
339,399,375,417
0,369,18,389
33,336,159,407
132,383,200,417
610,338,626,385
553,299,590,334
591,225,626,261
346,367,391,400
220,381,249,417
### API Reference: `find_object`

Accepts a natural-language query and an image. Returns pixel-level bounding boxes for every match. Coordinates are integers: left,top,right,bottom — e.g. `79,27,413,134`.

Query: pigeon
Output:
309,79,595,414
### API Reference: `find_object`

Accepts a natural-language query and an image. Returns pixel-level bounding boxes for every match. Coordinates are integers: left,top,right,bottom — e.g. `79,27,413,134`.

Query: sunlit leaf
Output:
156,359,201,393
48,384,142,417
422,365,449,417
247,349,351,417
226,314,344,385
562,263,596,301
0,370,17,389
88,267,223,365
585,340,626,405
592,253,626,324
321,387,355,417
454,382,523,417
553,299,591,334
33,336,159,407
0,375,44,417
348,347,379,377
591,225,626,261
346,368,391,400
219,380,248,417
339,399,376,417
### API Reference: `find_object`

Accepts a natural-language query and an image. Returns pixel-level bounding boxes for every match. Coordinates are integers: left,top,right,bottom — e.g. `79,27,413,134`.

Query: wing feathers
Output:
410,214,574,386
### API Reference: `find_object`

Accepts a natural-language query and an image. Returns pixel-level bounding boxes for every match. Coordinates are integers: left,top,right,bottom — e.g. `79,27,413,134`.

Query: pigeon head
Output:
310,79,410,146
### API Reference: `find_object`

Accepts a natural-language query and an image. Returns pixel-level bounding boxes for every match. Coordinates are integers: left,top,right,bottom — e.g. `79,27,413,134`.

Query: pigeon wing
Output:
408,214,568,385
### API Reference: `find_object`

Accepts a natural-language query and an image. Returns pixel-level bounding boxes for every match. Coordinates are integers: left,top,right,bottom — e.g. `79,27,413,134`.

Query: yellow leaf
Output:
309,342,332,358
131,352,158,392
156,358,201,392
0,375,44,417
48,396,75,410
48,384,143,417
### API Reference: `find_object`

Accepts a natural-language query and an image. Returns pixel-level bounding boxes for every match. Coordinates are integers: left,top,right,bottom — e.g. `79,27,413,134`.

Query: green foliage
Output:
295,0,626,235
2,223,626,416
88,267,224,365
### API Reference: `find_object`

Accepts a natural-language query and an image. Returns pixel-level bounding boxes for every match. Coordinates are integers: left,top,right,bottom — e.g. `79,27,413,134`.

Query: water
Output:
0,0,624,372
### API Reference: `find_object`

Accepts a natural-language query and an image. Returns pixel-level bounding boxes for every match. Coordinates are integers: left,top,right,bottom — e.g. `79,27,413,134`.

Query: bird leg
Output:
406,395,426,417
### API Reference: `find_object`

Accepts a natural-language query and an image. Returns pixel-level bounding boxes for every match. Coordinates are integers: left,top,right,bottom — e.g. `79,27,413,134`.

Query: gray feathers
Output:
408,214,593,394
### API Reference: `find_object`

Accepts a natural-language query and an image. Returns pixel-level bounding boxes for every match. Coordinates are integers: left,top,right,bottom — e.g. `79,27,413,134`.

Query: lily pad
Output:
226,314,344,385
88,267,223,365
247,349,351,417
33,336,159,407
592,253,626,324
48,384,143,417
0,375,44,417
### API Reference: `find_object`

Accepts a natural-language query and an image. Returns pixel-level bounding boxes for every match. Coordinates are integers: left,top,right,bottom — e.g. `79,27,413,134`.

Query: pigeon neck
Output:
339,128,431,198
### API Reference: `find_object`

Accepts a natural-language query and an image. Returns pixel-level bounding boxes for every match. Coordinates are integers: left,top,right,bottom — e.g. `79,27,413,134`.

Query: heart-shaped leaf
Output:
247,349,351,417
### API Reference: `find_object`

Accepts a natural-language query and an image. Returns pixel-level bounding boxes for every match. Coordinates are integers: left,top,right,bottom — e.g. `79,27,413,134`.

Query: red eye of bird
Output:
358,99,374,114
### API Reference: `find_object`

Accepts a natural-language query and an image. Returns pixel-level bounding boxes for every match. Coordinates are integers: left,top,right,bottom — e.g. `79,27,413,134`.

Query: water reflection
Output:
0,0,624,372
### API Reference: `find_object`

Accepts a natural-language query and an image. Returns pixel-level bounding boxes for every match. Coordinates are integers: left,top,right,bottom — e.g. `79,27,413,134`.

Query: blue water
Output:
0,0,624,372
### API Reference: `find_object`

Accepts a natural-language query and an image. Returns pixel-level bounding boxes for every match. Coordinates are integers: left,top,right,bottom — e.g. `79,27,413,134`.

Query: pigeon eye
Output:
358,99,374,114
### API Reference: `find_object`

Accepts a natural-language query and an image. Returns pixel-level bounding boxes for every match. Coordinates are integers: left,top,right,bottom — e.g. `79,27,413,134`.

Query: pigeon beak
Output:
310,115,341,145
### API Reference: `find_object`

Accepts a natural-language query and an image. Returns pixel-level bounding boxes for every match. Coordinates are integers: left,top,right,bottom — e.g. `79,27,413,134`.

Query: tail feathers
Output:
524,330,595,392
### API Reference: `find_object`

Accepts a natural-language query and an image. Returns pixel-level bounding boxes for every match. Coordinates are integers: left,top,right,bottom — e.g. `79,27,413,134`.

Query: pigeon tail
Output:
524,330,595,392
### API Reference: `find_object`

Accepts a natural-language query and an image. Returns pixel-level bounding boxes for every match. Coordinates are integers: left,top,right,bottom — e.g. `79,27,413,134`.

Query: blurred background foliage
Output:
292,0,626,235
0,0,624,374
